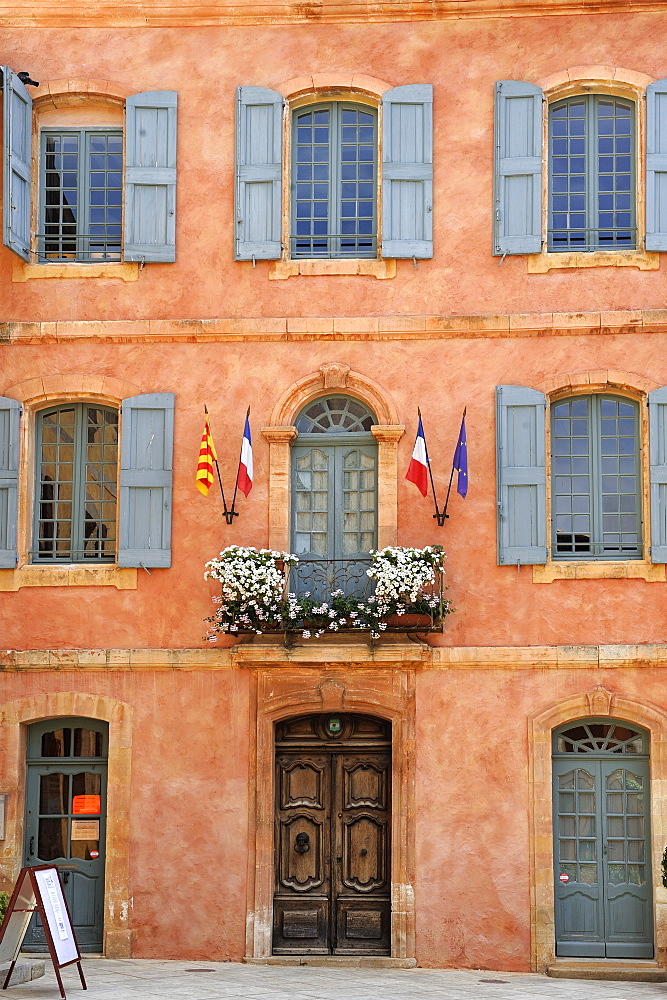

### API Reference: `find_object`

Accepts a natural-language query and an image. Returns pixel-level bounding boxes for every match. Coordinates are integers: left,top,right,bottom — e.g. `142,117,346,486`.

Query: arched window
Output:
548,95,635,251
291,396,377,596
291,102,377,260
551,394,641,559
33,403,119,563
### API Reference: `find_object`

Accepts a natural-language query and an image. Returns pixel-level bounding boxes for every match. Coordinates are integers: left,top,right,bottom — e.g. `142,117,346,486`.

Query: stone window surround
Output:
261,362,404,551
0,374,140,591
268,74,397,281
531,368,665,583
529,686,667,971
0,692,133,958
529,66,658,273
12,79,139,283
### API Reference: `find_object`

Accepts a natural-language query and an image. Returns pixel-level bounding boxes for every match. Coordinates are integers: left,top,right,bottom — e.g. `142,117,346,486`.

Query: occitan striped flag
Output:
196,413,218,496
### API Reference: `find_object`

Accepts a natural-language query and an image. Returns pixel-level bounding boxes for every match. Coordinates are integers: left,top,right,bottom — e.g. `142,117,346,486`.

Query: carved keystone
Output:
319,363,350,389
586,686,615,716
317,679,345,710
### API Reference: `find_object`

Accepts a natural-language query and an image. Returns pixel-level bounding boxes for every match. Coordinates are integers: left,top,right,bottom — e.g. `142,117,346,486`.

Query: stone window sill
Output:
533,561,665,583
269,258,396,280
527,250,659,273
0,564,138,591
12,261,139,282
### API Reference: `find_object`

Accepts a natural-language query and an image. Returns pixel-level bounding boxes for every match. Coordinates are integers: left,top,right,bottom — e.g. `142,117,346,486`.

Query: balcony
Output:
204,546,451,642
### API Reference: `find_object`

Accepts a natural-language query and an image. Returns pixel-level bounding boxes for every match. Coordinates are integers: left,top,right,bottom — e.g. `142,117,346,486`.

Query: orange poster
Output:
72,795,100,815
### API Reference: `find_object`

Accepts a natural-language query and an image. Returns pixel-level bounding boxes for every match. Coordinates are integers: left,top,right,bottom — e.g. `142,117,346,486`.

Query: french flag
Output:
237,413,253,497
405,414,429,497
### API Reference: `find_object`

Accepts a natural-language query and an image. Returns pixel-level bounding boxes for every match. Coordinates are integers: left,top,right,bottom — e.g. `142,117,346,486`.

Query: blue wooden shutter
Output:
124,91,177,263
646,79,667,251
235,86,283,260
648,387,667,561
496,385,547,565
493,81,543,255
0,396,20,568
382,84,433,259
118,393,174,568
2,67,32,261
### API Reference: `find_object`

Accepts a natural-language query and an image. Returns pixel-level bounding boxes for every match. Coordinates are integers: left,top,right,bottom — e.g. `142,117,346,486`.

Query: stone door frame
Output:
244,667,416,961
0,692,133,958
529,686,667,971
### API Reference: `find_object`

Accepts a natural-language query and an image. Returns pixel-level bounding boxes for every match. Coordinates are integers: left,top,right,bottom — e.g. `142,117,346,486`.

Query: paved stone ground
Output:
3,961,667,1000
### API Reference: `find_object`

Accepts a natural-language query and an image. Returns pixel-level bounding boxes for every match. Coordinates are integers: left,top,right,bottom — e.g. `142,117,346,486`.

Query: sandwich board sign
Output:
0,865,86,998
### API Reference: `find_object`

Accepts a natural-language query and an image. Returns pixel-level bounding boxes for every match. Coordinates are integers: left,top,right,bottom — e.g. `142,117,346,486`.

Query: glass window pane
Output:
41,728,71,757
38,818,68,861
40,773,68,814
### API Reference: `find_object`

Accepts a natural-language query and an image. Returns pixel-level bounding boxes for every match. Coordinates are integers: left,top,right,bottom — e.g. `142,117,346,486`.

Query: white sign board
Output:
33,868,79,966
0,870,34,964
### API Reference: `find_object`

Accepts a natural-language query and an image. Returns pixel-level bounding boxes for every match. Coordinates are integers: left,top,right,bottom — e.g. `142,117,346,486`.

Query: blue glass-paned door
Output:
553,721,652,958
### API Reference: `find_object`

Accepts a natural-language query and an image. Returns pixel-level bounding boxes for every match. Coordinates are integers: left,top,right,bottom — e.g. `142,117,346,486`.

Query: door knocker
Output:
294,832,311,854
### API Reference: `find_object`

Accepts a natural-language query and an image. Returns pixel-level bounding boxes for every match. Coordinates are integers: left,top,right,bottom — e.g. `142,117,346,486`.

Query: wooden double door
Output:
273,713,391,955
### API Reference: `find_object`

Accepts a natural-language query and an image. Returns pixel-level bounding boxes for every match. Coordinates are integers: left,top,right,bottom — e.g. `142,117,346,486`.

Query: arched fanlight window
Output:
295,396,376,434
553,720,648,755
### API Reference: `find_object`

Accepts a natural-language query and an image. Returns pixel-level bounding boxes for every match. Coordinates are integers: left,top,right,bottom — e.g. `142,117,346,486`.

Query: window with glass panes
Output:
548,96,635,251
291,103,377,259
551,395,641,559
34,404,119,562
39,129,122,262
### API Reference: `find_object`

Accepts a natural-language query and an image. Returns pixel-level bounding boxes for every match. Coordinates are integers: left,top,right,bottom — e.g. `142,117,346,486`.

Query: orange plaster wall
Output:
3,334,667,650
414,666,664,971
2,14,667,321
0,668,250,961
0,665,662,967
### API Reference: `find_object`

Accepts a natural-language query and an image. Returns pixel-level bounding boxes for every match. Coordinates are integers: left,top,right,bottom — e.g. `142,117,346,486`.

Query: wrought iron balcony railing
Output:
288,557,375,602
279,556,446,635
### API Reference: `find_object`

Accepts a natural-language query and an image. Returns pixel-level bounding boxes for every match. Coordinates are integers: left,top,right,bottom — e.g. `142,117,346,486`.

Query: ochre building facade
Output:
1,0,667,975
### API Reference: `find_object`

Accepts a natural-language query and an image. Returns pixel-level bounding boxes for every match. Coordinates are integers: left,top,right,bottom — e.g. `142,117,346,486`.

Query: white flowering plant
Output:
204,544,451,640
204,545,297,637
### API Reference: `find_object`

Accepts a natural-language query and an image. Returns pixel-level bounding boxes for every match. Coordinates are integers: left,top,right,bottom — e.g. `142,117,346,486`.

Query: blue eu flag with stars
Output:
452,413,468,498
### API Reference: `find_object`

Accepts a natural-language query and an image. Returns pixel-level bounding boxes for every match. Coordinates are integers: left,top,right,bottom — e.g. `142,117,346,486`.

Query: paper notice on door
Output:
72,794,100,815
71,819,99,841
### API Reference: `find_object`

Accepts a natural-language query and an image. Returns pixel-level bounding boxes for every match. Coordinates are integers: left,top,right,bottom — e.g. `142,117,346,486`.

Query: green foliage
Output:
0,892,9,923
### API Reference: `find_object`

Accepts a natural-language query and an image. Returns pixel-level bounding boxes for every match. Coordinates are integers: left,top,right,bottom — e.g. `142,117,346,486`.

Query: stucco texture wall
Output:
3,335,667,650
0,668,251,961
2,13,667,321
414,666,663,971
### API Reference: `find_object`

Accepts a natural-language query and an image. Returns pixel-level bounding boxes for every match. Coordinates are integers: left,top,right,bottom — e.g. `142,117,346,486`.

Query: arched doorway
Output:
273,712,391,955
23,718,108,952
552,718,653,958
291,395,378,599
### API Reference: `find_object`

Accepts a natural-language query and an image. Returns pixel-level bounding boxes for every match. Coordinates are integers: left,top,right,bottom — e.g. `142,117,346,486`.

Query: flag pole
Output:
442,407,467,520
228,406,250,525
205,406,232,521
419,407,447,526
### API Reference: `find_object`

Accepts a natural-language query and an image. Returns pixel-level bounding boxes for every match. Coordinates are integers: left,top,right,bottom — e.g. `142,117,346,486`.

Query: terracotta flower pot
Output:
385,613,432,628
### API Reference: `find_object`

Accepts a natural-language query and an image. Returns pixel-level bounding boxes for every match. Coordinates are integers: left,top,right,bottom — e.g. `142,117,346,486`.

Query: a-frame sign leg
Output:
2,960,17,990
53,963,66,1000
76,960,87,990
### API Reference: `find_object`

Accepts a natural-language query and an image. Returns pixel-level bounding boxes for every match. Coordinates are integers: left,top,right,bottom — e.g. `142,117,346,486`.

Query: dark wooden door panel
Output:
335,898,391,955
273,897,329,954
